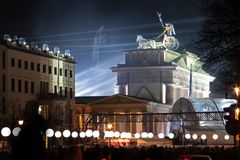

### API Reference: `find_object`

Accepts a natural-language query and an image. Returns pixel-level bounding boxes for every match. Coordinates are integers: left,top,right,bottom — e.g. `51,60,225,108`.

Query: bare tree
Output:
196,0,240,97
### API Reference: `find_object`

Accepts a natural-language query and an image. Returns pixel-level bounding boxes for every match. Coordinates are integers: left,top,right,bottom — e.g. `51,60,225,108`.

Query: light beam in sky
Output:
75,54,123,96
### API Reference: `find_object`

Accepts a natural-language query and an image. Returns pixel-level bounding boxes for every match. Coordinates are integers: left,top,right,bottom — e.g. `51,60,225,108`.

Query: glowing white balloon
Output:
168,133,174,139
212,134,218,140
201,134,207,140
92,130,100,138
1,127,11,137
192,134,198,140
141,132,148,138
63,130,71,138
71,131,78,138
224,135,229,140
114,131,120,138
158,133,164,139
120,132,127,138
125,132,131,139
185,134,191,139
147,132,154,138
46,128,54,137
135,133,140,139
85,129,93,137
79,131,86,138
55,131,62,138
12,127,21,136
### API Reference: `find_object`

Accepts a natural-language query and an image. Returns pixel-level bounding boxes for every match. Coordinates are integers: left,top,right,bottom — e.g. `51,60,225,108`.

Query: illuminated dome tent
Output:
170,97,237,133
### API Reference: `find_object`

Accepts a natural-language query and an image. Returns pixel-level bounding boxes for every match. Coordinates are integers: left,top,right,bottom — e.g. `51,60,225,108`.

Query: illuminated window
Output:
11,58,15,67
18,80,22,93
24,81,28,93
31,62,34,71
24,61,28,70
18,59,21,68
11,79,15,92
31,81,34,94
37,63,40,72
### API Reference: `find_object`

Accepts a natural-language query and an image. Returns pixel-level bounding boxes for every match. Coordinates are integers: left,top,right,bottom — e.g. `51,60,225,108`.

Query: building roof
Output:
0,37,76,63
75,96,108,104
75,94,162,105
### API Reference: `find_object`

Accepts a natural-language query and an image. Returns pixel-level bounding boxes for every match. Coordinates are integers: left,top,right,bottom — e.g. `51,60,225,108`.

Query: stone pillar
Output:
166,84,175,105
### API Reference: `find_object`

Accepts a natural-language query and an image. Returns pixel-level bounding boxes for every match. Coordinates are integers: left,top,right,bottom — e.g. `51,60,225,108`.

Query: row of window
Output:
10,58,73,78
9,78,73,99
39,81,73,98
11,79,34,94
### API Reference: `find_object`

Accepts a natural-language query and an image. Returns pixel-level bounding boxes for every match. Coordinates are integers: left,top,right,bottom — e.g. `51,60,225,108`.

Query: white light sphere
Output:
224,135,230,140
141,132,148,138
185,134,191,140
120,132,127,138
71,131,78,138
63,130,71,138
135,133,140,139
1,127,11,137
109,131,114,138
147,132,154,138
126,132,131,139
104,131,109,138
85,129,93,137
80,131,86,138
158,133,165,139
192,134,198,140
46,128,54,137
201,134,207,140
114,131,120,138
212,134,218,140
12,127,21,136
168,133,174,139
55,131,62,138
93,130,100,138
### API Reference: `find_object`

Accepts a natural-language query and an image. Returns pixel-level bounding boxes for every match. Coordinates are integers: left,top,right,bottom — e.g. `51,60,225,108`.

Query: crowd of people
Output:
51,145,240,160
1,144,240,160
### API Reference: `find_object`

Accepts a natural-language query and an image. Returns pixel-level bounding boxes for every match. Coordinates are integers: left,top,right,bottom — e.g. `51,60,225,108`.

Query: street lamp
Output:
107,123,113,130
12,127,21,136
18,120,24,126
235,87,240,96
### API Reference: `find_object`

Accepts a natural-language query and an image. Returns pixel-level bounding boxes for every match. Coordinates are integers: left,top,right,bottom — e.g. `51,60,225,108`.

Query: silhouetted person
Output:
12,101,47,160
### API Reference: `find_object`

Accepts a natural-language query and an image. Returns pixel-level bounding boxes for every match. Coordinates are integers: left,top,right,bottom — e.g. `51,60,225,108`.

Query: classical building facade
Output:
0,35,76,129
111,49,215,105
73,94,171,135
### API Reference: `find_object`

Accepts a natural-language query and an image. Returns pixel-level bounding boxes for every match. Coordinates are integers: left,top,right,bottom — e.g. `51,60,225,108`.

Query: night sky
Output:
1,0,204,96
